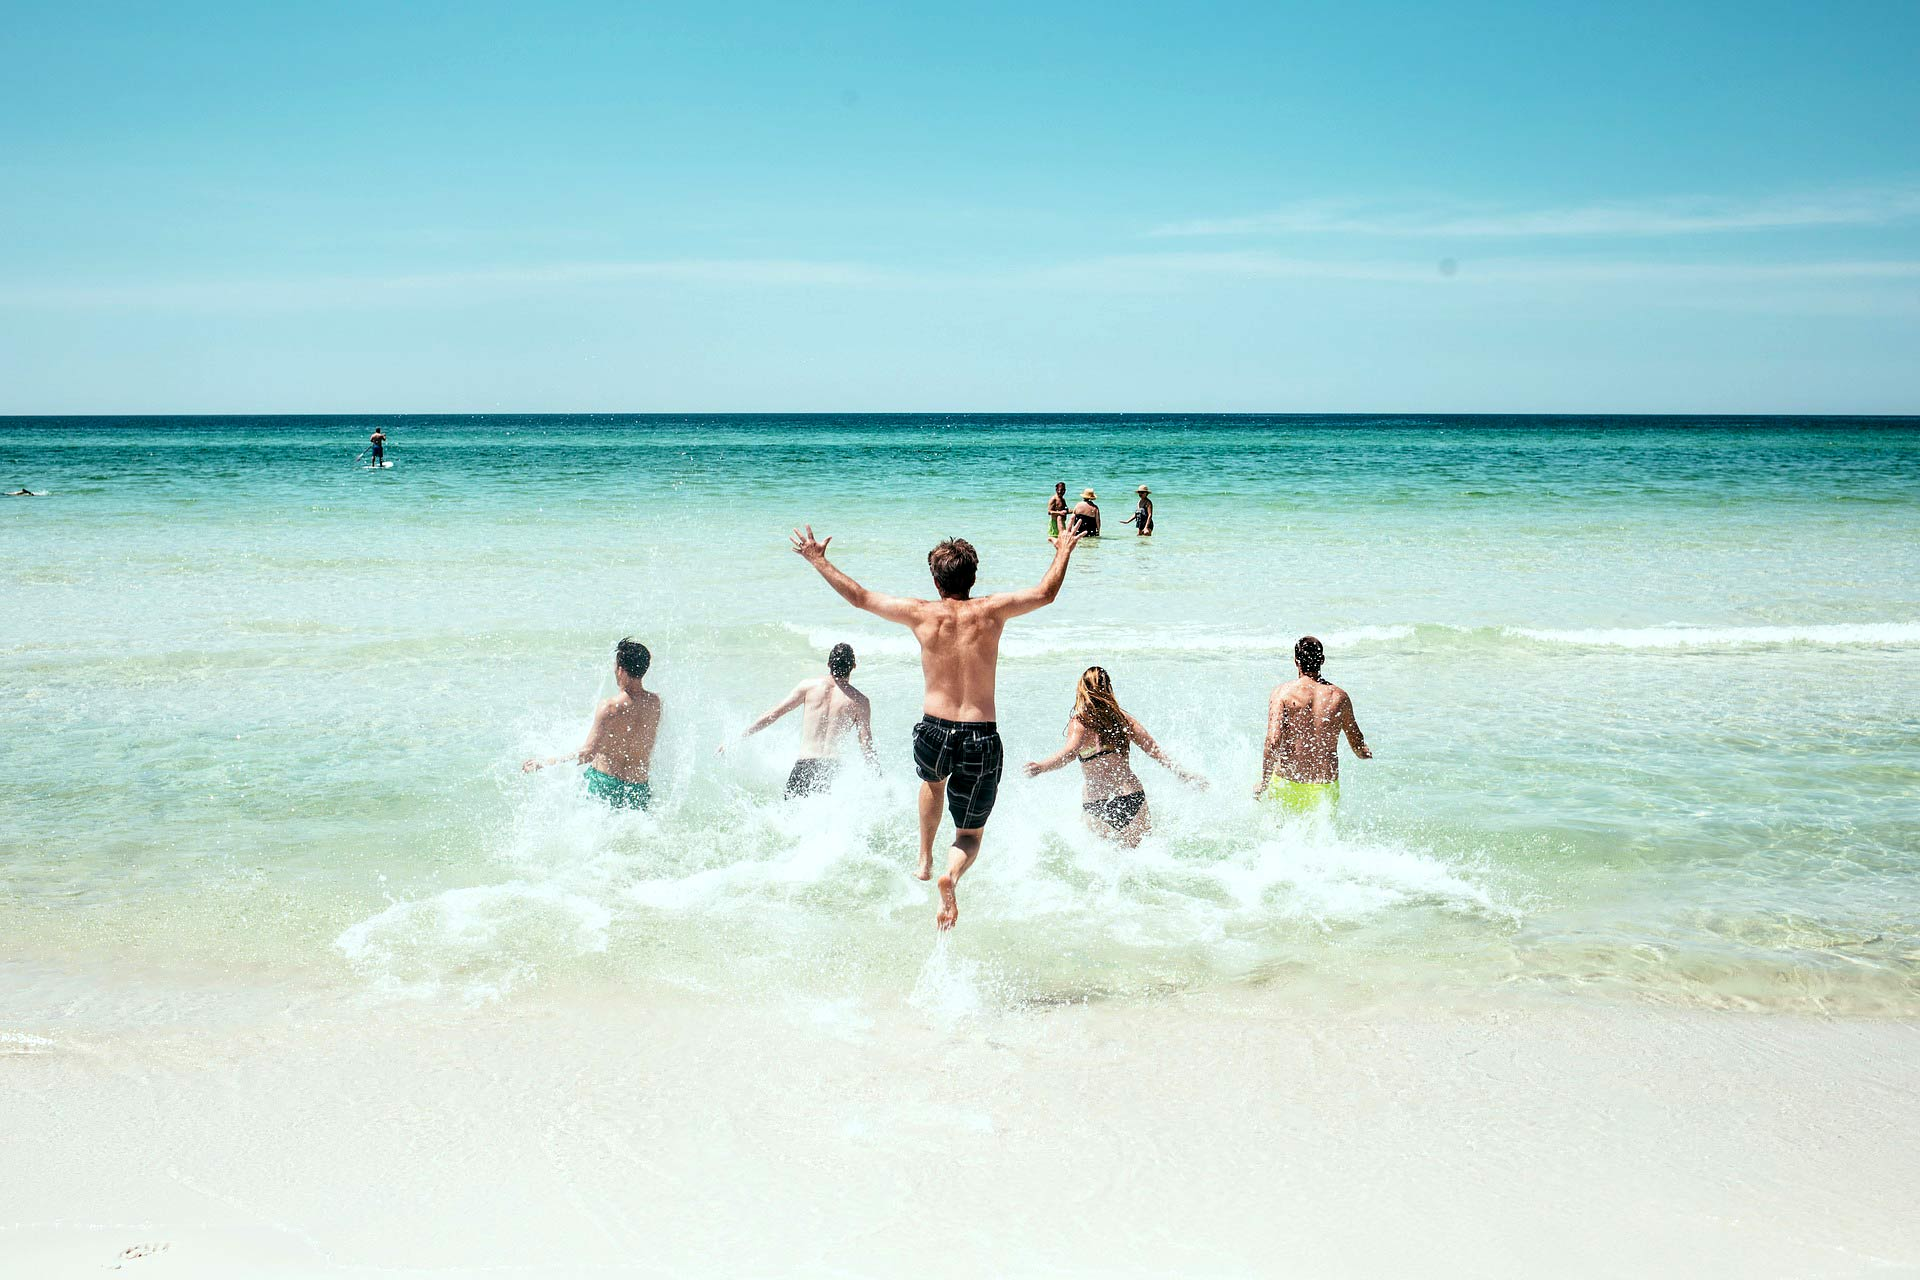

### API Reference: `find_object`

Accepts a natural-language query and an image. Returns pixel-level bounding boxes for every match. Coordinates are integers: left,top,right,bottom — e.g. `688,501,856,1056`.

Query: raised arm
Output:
790,527,922,626
1339,694,1373,759
1127,717,1206,787
989,526,1082,620
1023,717,1088,777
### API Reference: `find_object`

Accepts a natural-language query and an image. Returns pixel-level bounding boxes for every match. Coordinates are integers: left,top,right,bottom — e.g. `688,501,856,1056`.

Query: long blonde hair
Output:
1072,666,1130,751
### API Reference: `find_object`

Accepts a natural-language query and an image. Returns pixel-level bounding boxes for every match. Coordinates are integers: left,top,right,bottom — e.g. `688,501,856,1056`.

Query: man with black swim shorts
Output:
792,522,1084,930
727,642,878,797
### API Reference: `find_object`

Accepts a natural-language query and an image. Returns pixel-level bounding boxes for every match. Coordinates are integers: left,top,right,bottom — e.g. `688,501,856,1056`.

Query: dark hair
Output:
1295,635,1324,676
615,637,652,680
1054,481,1066,492
927,538,978,598
828,643,855,679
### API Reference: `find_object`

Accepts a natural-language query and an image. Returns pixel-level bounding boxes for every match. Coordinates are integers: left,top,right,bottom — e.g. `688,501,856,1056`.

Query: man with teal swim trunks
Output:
523,638,661,809
1256,635,1371,811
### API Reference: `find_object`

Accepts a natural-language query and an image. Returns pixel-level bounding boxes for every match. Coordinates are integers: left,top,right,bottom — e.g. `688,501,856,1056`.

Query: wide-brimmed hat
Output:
1136,485,1151,494
1081,488,1097,500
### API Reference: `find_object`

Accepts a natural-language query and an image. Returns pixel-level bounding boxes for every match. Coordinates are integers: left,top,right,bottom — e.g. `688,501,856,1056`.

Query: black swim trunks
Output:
785,757,838,799
1084,790,1147,831
912,715,1003,830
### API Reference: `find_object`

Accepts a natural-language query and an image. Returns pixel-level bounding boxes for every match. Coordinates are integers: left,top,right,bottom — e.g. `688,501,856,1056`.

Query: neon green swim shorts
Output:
585,766,651,810
1262,777,1339,813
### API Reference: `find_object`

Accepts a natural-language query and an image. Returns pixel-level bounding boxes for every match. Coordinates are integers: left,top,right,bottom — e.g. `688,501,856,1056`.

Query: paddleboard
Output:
364,461,394,470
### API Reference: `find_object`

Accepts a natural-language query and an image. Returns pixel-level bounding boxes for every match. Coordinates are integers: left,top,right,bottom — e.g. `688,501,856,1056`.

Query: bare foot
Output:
936,874,958,930
915,853,933,881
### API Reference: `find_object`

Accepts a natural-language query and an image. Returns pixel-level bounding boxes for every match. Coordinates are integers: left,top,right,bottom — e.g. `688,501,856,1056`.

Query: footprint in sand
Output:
113,1241,171,1267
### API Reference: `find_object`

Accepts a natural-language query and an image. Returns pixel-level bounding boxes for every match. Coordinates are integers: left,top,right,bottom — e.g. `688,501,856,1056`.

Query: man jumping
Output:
791,524,1084,929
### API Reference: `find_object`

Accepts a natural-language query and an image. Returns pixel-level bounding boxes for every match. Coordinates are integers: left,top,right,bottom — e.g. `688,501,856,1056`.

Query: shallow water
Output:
3,415,1918,1019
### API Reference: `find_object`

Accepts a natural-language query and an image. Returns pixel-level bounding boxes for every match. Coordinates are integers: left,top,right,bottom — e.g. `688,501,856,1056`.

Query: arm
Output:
1340,695,1373,759
1023,718,1087,777
989,526,1082,620
736,684,807,742
524,701,614,772
1256,691,1284,796
790,526,922,626
1127,717,1205,787
853,694,879,771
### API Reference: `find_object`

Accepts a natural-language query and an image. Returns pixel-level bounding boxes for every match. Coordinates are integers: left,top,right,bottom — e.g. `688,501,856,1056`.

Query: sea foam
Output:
1509,622,1920,649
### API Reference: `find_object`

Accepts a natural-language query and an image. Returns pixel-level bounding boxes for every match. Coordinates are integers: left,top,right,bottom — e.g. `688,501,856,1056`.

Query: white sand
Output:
5,990,1918,1278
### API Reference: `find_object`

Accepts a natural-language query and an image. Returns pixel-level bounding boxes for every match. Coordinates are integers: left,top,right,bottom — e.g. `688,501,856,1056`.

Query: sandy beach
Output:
8,981,1918,1278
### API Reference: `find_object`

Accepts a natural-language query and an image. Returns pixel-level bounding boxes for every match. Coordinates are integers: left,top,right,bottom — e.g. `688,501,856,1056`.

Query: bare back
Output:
1267,677,1359,784
908,598,1009,721
795,676,870,758
582,689,662,783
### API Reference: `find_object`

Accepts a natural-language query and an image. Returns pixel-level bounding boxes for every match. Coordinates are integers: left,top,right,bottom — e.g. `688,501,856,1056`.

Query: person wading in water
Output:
1023,666,1204,846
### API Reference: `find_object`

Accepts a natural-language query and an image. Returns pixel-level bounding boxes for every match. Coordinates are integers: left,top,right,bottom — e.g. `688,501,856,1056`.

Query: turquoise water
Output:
4,415,1918,1016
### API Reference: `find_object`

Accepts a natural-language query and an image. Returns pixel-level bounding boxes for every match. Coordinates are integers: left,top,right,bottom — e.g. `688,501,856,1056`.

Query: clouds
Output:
1150,188,1920,239
6,248,1916,312
3,184,1917,328
0,258,892,310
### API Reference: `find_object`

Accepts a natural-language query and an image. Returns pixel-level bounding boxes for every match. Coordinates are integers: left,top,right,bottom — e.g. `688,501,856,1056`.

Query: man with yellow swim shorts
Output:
1256,635,1371,810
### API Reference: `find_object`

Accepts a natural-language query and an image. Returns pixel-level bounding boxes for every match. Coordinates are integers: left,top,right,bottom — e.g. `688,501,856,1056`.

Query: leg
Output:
1083,802,1120,844
1117,798,1152,848
915,779,945,880
935,728,1000,929
936,829,982,931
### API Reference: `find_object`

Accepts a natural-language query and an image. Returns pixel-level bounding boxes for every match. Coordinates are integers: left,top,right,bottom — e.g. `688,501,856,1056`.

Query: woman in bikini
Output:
1022,666,1204,846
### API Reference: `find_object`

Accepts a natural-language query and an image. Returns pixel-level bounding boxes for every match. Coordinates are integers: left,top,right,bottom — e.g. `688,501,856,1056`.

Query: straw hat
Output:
1081,488,1097,500
1136,485,1151,494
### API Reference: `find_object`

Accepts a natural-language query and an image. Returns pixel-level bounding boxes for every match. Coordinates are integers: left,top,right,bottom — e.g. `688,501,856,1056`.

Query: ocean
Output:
5,414,1917,1023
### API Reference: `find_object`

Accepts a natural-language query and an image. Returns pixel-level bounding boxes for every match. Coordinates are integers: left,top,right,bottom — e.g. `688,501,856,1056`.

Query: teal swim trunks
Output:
584,766,651,810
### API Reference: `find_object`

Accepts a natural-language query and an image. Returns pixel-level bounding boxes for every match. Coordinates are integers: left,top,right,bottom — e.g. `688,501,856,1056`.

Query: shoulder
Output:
969,592,1020,616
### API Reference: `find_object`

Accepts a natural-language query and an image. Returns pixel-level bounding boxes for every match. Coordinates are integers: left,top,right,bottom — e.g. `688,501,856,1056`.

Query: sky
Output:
2,0,1917,413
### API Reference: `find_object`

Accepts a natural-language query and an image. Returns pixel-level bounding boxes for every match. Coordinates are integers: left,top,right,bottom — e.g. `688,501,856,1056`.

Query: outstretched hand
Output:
790,525,832,562
1048,525,1085,551
1021,760,1045,778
